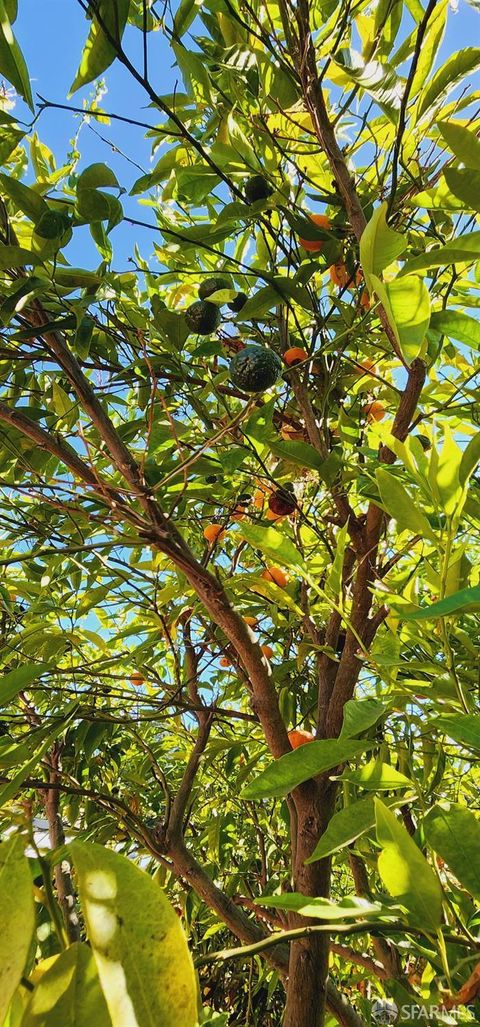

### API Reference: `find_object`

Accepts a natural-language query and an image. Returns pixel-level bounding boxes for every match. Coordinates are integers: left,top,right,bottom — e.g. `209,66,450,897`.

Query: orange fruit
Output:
220,656,231,668
130,671,145,688
298,213,331,252
288,728,315,749
231,506,246,520
364,400,386,423
352,357,375,377
261,644,274,660
243,615,258,628
329,262,349,288
283,346,308,367
203,523,226,543
253,489,266,509
266,508,284,521
261,566,288,588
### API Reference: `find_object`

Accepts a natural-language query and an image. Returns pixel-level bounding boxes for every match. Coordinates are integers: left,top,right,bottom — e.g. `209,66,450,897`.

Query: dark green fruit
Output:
185,300,221,335
229,345,282,393
228,292,248,313
244,175,273,204
415,434,431,451
198,276,231,300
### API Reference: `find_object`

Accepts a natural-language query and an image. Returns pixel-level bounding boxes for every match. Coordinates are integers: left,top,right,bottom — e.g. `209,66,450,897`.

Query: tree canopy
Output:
0,1,480,1025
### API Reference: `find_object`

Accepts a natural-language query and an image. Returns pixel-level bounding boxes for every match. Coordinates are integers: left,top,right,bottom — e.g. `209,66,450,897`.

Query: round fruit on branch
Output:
198,276,232,300
244,175,273,204
185,300,221,335
229,345,282,393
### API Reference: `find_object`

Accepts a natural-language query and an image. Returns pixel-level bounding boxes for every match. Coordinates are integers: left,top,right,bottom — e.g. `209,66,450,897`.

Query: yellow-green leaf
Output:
68,841,198,1027
375,799,443,930
21,943,112,1027
70,0,130,95
0,835,35,1024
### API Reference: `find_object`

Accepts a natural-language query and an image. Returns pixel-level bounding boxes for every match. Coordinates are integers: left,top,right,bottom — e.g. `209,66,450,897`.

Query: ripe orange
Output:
261,644,274,660
219,656,231,668
130,671,145,688
243,615,258,628
352,357,375,377
203,523,226,543
329,262,349,288
253,489,266,509
298,213,331,252
265,508,284,521
261,566,288,588
288,728,315,749
231,506,246,520
283,346,308,367
364,400,386,423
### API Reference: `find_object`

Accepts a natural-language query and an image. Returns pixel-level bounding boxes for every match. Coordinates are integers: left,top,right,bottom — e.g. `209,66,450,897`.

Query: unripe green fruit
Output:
244,175,273,204
229,345,282,393
185,300,221,335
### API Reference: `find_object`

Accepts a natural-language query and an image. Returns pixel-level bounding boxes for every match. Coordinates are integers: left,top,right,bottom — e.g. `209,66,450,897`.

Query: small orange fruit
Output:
243,616,258,628
352,357,375,377
253,489,266,509
298,213,331,252
203,523,226,543
130,671,145,688
288,728,315,749
266,508,284,521
219,656,231,668
364,400,386,423
261,644,274,660
261,566,288,588
283,346,308,367
329,262,349,288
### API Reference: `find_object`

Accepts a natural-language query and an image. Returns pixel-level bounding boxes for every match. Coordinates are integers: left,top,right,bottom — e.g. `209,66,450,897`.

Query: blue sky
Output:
11,0,480,270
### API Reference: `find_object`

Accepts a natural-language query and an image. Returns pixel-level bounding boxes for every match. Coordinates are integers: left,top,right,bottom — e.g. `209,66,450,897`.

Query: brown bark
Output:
45,745,80,943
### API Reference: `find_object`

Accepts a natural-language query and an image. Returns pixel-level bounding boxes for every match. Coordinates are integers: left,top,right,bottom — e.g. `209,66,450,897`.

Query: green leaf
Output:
434,714,480,751
402,585,480,620
68,841,198,1027
0,835,35,1025
409,0,447,99
0,173,48,222
257,893,382,919
173,0,203,38
341,760,414,791
0,714,72,809
443,168,480,212
377,275,431,362
21,943,112,1027
376,468,434,538
400,230,480,275
459,433,480,486
360,202,406,280
237,522,305,570
417,48,480,120
0,244,41,269
305,798,378,862
438,120,480,170
430,309,480,349
240,739,371,800
424,803,480,899
0,0,34,111
332,54,402,121
340,698,390,739
267,439,326,474
375,799,443,931
0,662,49,708
70,0,130,95
77,163,120,191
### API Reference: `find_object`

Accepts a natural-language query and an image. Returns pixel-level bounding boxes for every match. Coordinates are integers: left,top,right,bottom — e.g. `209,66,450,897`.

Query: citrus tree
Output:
0,1,480,1025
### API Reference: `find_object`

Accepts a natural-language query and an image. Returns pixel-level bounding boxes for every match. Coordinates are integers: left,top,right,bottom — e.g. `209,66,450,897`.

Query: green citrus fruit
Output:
229,345,282,393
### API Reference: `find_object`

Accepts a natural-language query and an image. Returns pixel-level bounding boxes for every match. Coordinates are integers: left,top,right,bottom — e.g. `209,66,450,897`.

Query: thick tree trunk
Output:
284,780,337,1027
